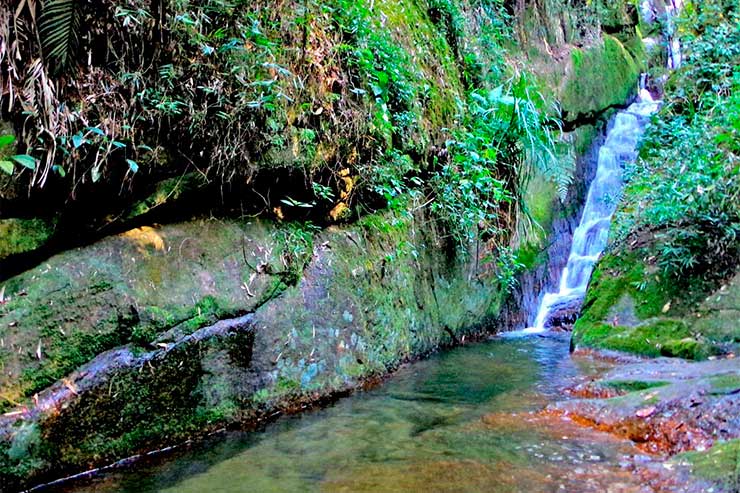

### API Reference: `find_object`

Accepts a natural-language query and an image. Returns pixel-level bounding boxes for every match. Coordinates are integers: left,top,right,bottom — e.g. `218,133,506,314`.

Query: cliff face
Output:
0,0,647,488
0,212,510,489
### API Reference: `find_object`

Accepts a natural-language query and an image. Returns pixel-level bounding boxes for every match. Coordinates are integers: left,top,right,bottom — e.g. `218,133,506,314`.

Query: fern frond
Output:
39,0,80,70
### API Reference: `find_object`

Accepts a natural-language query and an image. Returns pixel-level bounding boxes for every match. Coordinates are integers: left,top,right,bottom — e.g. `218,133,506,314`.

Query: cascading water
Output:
665,0,684,69
521,0,684,334
642,0,684,69
526,91,660,333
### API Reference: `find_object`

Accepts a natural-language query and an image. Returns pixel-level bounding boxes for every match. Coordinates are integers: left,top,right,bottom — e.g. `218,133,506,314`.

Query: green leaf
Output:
72,133,85,148
112,141,127,149
87,126,106,137
0,160,13,175
11,155,36,170
126,159,139,173
52,165,67,177
39,0,81,70
0,135,16,148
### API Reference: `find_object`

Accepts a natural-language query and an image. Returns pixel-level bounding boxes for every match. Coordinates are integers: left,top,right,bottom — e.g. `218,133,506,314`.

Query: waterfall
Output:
525,92,660,333
665,0,683,69
505,0,683,336
641,0,684,69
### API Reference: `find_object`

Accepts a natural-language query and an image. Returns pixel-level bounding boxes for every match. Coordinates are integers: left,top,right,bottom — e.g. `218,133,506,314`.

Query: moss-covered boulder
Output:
0,211,506,489
671,439,740,492
572,248,739,359
559,35,644,122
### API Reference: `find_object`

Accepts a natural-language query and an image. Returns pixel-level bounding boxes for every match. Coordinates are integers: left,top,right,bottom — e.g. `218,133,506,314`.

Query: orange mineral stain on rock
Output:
120,226,166,252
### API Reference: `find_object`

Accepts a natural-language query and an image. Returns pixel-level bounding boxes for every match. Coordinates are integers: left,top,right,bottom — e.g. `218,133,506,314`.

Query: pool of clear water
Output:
50,334,658,493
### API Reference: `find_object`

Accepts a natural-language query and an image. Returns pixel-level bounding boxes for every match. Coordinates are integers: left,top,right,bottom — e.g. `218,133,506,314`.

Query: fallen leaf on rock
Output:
636,406,657,418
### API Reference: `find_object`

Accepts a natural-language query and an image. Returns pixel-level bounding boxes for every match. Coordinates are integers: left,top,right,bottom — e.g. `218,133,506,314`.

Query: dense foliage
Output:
0,0,617,252
614,0,740,280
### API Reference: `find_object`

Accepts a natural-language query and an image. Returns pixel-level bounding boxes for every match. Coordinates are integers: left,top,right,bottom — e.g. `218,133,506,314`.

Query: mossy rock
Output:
560,34,641,120
573,249,738,359
0,219,284,410
673,439,740,491
0,208,509,489
0,218,55,261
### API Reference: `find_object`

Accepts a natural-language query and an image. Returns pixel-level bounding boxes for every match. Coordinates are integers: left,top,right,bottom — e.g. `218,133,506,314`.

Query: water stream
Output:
42,83,668,493
50,335,661,493
530,92,660,332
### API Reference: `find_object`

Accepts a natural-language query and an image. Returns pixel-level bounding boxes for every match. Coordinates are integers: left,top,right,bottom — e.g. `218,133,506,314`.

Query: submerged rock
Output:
551,354,740,456
542,297,582,331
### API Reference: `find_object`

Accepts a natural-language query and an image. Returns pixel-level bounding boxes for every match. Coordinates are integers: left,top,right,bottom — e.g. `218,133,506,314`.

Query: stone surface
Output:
0,211,507,489
552,354,740,456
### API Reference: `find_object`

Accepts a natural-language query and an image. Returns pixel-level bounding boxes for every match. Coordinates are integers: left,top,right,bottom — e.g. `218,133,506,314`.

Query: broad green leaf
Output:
52,165,67,177
87,126,106,136
0,160,13,175
11,155,36,170
126,159,139,173
0,135,16,148
72,133,85,148
91,166,101,182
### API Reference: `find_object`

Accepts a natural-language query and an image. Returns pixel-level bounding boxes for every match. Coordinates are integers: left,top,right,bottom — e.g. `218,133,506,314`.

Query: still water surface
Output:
55,335,657,492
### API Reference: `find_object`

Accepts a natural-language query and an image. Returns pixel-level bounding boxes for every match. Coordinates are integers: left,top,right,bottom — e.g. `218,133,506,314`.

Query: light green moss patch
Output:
708,374,740,395
0,218,54,260
572,247,729,359
560,35,640,119
574,319,714,359
675,439,740,490
603,379,670,393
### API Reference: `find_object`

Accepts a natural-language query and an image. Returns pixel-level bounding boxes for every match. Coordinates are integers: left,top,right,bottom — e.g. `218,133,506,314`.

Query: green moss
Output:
516,242,545,270
20,329,130,398
575,319,719,360
603,379,670,392
675,439,740,490
708,374,740,395
560,35,640,118
125,173,207,220
0,218,55,260
573,123,599,156
574,246,731,359
621,34,648,72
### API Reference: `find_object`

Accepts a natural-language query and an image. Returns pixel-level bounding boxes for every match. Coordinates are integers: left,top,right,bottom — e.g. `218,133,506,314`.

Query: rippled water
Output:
51,335,658,493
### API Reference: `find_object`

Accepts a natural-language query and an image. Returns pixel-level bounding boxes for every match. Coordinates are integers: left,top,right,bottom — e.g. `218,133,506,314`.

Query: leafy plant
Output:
38,0,81,71
0,136,36,176
614,0,740,281
430,74,567,248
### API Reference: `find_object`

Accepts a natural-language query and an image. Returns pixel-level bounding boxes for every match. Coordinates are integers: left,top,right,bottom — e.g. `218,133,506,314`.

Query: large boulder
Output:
0,212,507,489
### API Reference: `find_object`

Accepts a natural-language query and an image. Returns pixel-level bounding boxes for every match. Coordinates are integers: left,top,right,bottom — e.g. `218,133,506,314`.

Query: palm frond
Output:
39,0,80,70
